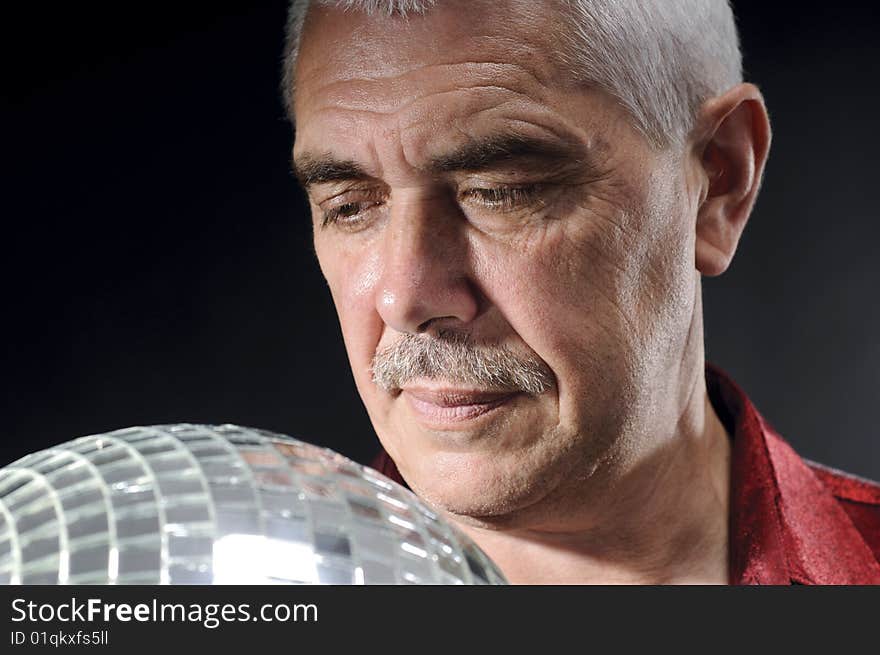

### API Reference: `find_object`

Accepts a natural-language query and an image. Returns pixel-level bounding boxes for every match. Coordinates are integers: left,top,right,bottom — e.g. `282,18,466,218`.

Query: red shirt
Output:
371,365,880,584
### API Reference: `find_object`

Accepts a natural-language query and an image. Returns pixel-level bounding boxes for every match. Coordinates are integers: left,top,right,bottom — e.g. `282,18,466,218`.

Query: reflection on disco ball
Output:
0,425,507,585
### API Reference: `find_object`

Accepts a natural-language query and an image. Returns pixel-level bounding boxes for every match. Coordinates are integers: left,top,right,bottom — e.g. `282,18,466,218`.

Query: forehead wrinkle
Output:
313,59,540,91
296,2,563,89
296,40,557,117
308,77,550,122
303,85,562,151
305,87,528,126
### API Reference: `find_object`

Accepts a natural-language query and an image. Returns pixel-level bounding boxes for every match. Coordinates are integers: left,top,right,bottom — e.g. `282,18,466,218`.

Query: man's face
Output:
293,1,701,522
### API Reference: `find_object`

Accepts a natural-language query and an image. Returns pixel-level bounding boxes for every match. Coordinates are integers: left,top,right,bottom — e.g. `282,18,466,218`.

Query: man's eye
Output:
460,185,542,212
320,198,383,229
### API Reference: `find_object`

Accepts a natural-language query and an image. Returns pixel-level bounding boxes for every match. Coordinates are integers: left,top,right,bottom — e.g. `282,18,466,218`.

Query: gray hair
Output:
371,332,554,395
281,0,742,147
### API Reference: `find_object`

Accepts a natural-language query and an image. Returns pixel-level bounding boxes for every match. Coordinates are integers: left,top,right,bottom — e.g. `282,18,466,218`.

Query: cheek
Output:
470,195,674,434
315,239,384,385
473,221,637,406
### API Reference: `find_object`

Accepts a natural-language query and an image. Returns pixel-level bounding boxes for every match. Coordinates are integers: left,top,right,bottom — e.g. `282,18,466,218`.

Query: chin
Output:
399,448,560,524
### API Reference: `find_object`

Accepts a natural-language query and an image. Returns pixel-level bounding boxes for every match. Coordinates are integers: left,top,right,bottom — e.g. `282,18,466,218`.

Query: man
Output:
283,0,880,584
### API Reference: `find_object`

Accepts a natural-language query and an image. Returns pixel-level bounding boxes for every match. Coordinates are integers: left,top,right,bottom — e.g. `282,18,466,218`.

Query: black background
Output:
2,1,878,479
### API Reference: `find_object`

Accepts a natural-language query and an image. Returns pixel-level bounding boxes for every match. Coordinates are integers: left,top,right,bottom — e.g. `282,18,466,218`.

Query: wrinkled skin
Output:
291,0,769,583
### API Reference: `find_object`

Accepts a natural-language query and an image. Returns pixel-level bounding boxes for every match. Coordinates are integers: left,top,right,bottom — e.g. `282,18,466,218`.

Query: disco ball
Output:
0,424,507,585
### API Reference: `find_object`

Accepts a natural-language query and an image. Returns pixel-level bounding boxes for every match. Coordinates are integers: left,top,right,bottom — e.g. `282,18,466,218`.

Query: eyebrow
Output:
292,157,374,189
293,132,588,189
428,133,586,173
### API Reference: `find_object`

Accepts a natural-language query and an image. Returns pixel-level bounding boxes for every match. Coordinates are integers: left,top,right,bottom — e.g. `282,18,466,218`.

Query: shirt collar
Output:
708,364,880,584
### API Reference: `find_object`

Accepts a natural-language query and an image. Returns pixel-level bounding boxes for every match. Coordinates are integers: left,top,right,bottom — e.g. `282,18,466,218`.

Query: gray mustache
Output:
370,333,553,395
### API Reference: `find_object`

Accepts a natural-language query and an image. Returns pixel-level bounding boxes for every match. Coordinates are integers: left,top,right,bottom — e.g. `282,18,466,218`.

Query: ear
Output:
691,83,771,277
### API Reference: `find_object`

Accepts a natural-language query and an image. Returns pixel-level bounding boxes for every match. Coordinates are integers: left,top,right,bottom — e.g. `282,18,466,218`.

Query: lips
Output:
401,386,519,424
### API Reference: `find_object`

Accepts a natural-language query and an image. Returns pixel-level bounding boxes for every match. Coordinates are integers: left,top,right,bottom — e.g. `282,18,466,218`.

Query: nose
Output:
375,192,480,334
